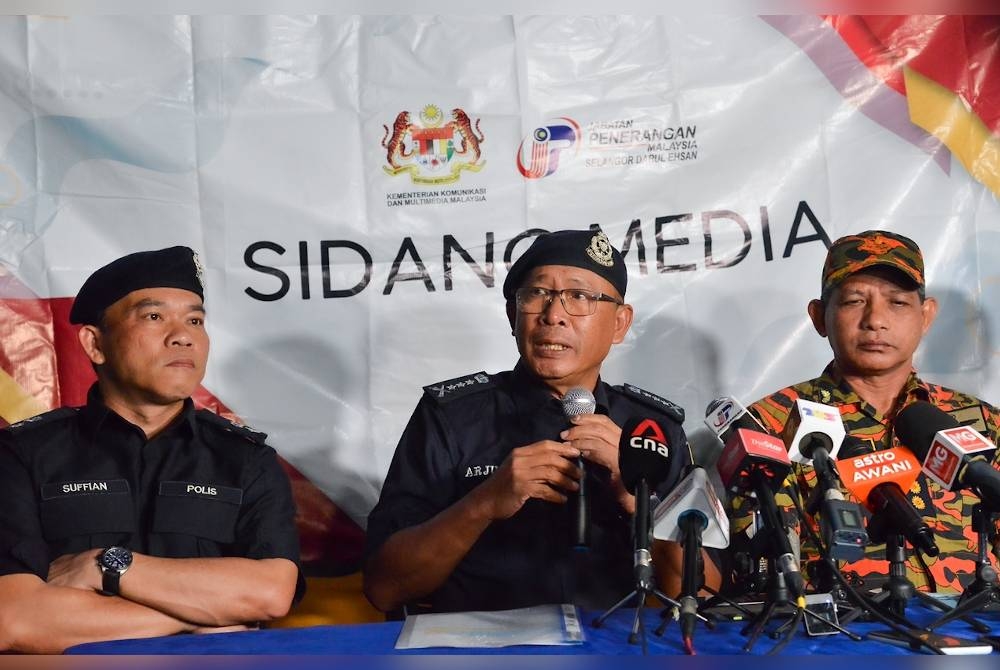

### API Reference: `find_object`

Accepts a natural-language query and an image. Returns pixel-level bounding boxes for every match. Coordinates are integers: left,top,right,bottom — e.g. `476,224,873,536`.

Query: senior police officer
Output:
0,247,302,653
364,229,715,614
729,230,1000,595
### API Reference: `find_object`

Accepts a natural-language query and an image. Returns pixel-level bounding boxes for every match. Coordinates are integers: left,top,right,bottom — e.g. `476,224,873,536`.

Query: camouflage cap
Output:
821,230,924,298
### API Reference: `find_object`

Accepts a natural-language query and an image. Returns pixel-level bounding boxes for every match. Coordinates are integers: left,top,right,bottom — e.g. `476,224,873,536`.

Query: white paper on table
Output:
394,603,585,649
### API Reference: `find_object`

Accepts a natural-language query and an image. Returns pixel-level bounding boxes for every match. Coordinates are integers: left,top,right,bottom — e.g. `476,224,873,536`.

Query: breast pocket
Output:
39,479,135,541
153,481,242,544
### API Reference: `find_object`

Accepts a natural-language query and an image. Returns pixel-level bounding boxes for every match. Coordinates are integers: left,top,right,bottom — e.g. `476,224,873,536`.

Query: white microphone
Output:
783,398,846,463
652,467,730,549
562,387,596,549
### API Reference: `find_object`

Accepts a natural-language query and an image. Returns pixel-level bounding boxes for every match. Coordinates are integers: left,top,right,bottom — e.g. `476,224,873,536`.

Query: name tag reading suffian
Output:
159,481,243,505
41,479,130,499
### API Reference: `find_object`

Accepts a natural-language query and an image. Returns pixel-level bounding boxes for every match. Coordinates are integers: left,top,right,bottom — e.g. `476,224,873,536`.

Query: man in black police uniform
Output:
364,229,714,614
0,246,302,653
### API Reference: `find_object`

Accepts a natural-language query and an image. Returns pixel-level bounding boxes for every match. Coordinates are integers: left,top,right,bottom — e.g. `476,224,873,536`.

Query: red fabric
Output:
826,15,1000,135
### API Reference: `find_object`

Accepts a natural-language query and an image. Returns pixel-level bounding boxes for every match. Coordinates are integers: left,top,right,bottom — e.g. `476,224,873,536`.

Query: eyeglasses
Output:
514,286,623,316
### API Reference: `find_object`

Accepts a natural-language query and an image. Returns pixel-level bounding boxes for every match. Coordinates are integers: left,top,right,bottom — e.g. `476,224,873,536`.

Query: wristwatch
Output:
97,546,133,596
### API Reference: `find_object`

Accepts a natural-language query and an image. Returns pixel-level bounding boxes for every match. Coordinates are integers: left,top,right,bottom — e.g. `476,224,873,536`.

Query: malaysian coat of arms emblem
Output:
381,105,485,184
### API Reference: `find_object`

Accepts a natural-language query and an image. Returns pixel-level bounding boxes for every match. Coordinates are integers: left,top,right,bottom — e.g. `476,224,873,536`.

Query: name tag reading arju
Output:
159,481,243,504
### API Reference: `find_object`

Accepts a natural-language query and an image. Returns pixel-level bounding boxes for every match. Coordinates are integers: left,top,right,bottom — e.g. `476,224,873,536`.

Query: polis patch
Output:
159,481,243,505
41,478,129,500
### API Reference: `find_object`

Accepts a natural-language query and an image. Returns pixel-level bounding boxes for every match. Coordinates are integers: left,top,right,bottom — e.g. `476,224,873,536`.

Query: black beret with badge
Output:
69,246,205,325
501,229,627,300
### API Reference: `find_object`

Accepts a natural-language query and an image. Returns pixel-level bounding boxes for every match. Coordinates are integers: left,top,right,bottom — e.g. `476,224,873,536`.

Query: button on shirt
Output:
0,385,303,593
365,362,689,613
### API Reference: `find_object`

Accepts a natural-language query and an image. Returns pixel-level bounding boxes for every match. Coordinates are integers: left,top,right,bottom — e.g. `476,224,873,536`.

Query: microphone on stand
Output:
653,466,730,643
562,387,596,549
619,416,681,593
895,401,1000,511
713,418,804,598
782,399,868,562
837,438,939,556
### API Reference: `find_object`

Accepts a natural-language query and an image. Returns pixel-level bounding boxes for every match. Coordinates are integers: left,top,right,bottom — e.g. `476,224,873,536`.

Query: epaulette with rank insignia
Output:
423,372,495,404
619,383,685,423
196,410,268,444
4,407,78,434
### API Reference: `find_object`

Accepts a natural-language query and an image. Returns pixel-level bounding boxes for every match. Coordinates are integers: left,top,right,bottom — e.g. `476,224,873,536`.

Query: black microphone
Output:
704,396,767,446
837,437,939,556
619,416,681,593
895,401,1000,511
562,387,596,549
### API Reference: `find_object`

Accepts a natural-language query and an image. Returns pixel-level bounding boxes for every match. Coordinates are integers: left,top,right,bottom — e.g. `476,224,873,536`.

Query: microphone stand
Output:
836,527,984,631
924,503,998,631
592,479,711,653
738,472,801,651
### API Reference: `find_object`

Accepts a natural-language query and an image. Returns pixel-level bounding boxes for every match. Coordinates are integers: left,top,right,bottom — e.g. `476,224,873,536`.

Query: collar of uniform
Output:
509,359,611,416
80,382,197,441
820,362,929,420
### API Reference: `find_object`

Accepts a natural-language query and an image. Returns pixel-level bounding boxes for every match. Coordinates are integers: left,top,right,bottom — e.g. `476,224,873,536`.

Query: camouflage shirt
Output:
731,362,1000,595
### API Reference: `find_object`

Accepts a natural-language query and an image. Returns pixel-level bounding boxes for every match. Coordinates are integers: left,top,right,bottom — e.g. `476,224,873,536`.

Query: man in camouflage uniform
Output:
732,230,1000,595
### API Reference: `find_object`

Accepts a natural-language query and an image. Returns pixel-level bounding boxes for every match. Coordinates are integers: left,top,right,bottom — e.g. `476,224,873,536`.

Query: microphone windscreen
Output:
562,387,596,418
619,416,679,492
838,435,874,459
895,401,959,460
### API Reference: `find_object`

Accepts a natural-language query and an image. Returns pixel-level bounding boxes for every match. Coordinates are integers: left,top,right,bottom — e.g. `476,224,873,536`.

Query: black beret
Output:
69,246,205,325
502,229,627,300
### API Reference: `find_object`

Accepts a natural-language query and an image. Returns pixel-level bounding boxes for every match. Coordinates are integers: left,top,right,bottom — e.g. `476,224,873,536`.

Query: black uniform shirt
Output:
365,361,688,613
0,385,303,598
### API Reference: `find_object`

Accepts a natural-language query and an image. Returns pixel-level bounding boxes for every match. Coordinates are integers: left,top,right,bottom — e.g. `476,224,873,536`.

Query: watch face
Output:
102,546,132,571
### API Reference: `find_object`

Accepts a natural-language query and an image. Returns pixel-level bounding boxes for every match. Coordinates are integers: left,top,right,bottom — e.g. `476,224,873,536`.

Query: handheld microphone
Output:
837,438,939,556
619,416,680,593
652,466,730,641
562,387,596,549
782,400,867,561
895,401,1000,511
713,423,805,598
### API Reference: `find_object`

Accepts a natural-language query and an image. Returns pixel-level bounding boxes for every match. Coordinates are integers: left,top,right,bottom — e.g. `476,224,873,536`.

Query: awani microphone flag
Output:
837,447,920,508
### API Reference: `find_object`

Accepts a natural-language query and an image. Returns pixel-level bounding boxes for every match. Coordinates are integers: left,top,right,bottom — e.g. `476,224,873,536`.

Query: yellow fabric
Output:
0,368,47,425
905,65,1000,198
269,572,384,627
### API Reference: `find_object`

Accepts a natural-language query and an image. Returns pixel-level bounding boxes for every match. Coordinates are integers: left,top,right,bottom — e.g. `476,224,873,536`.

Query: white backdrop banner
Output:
1,16,998,548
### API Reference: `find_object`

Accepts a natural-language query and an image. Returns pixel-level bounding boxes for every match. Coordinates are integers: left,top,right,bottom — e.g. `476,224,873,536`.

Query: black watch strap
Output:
102,568,122,596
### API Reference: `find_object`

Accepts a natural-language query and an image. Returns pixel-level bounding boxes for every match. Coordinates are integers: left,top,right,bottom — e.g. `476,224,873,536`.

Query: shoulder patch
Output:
196,410,268,445
947,405,988,434
423,372,495,403
4,407,78,434
619,383,685,423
